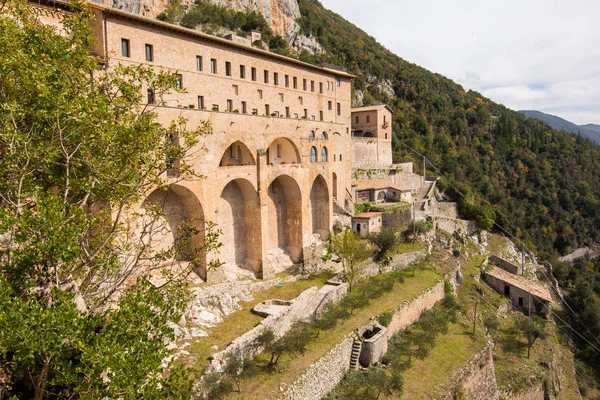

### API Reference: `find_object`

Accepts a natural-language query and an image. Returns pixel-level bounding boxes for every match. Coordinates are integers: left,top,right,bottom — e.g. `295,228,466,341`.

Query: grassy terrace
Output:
397,320,486,399
228,268,442,399
185,272,334,371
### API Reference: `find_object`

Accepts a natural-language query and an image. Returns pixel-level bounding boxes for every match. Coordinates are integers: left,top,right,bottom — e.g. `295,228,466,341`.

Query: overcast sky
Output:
319,0,600,125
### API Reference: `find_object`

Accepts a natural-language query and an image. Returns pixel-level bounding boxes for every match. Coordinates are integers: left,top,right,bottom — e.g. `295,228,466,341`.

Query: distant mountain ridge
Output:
518,110,600,144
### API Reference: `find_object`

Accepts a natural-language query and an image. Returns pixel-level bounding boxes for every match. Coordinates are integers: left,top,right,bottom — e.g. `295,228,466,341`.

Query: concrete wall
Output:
436,343,499,400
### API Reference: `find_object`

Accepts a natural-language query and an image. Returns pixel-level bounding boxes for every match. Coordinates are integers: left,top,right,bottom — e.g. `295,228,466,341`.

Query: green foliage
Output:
329,365,403,400
330,228,373,291
377,310,394,327
0,2,219,397
354,202,372,215
254,324,312,370
368,228,399,262
515,315,547,359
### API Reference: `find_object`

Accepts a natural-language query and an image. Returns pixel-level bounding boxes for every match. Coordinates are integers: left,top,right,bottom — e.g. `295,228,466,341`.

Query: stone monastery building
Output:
32,0,430,283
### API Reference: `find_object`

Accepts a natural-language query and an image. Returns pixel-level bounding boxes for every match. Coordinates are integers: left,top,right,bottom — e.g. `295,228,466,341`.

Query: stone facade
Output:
351,105,393,167
488,255,521,275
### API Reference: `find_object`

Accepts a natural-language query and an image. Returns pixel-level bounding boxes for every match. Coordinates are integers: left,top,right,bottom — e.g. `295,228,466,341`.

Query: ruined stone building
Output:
30,0,429,283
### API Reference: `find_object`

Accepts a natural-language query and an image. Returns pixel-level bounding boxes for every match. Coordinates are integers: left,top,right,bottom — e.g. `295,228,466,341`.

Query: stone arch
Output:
310,175,330,240
219,179,262,274
219,141,256,166
267,137,301,165
267,175,303,263
139,185,206,280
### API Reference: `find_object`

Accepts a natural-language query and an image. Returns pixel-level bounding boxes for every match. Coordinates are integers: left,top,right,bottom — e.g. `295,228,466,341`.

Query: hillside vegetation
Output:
296,0,600,259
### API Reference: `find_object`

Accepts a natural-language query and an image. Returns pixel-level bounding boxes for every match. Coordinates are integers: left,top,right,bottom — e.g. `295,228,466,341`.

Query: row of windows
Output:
309,147,328,163
354,114,387,124
120,38,342,93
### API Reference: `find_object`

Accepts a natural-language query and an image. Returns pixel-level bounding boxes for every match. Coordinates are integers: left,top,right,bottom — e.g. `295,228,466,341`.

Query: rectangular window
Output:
121,39,130,58
211,58,217,74
175,74,183,89
504,285,510,296
337,102,341,116
240,65,246,79
355,116,359,123
241,101,247,113
274,111,280,117
311,80,315,92
303,79,307,91
319,82,323,93
336,77,341,87
232,85,239,95
147,88,155,104
279,93,284,102
145,44,153,62
299,96,303,105
276,144,282,158
252,108,258,115
258,89,263,99
197,95,204,109
518,297,524,306
311,115,315,120
293,76,298,89
251,67,257,81
366,115,371,123
227,99,233,112
274,72,279,86
265,104,270,115
294,113,299,118
284,75,289,87
264,70,269,83
303,108,307,118
225,61,232,76
196,55,203,71
328,101,332,110
340,154,342,161
285,106,290,117
319,111,323,121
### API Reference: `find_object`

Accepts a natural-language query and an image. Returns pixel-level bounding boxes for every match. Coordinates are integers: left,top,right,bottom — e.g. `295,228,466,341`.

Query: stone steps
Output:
349,339,362,370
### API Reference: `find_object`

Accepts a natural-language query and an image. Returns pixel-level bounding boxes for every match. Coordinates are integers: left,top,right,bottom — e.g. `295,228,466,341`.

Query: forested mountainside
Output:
519,110,600,145
293,0,600,259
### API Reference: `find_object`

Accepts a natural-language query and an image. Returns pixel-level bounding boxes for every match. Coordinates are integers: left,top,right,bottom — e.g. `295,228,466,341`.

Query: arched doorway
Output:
139,185,206,280
219,179,261,274
267,175,302,263
310,175,330,240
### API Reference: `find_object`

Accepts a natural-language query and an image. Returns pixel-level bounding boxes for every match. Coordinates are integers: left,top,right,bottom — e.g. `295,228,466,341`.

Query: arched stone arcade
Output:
219,141,256,167
266,137,301,165
218,179,262,274
266,175,303,263
309,175,330,240
138,184,207,280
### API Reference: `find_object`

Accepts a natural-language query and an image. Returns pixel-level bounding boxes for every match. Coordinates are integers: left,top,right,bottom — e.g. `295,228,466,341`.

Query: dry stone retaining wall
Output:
434,216,478,236
435,343,499,400
285,273,453,399
208,286,318,373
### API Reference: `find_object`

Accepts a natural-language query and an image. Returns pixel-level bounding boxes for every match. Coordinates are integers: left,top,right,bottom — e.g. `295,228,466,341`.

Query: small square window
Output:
121,39,130,58
145,44,153,62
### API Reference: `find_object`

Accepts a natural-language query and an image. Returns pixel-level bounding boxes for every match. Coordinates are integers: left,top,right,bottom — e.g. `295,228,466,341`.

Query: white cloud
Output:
319,0,600,124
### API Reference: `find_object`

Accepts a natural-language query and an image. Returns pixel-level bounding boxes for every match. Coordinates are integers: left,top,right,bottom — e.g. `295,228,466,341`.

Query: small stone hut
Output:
483,266,552,315
352,212,382,238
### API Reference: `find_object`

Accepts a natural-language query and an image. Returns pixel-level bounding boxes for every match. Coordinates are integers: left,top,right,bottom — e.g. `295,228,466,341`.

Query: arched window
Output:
321,147,328,162
308,130,316,139
310,147,317,163
320,132,328,139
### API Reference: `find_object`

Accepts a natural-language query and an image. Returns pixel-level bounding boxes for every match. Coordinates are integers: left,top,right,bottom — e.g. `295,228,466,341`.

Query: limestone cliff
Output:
97,0,301,41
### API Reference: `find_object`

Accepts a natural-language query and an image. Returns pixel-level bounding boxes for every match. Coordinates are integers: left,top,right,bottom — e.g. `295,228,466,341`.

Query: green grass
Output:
185,272,334,371
397,320,486,399
395,240,425,255
227,268,442,399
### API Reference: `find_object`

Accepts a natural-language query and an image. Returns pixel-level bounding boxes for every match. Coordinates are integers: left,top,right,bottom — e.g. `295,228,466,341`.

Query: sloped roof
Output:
353,212,383,219
351,104,394,113
486,266,553,303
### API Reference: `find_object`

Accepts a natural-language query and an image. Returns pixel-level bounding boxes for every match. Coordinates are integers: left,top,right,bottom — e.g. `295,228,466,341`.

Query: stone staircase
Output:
349,338,363,370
